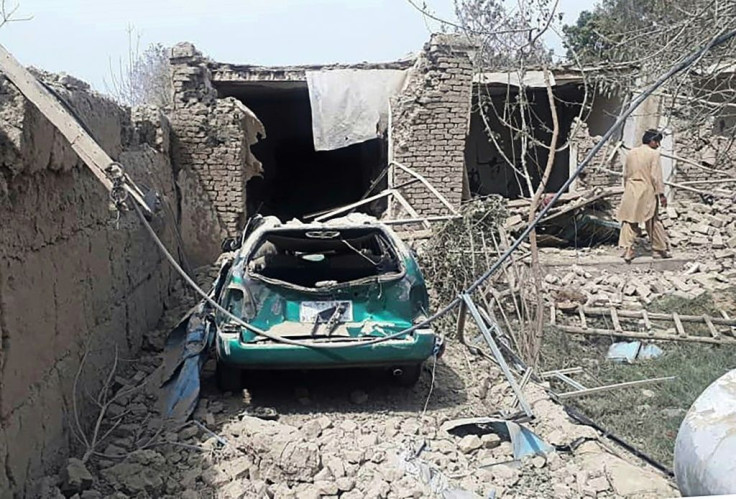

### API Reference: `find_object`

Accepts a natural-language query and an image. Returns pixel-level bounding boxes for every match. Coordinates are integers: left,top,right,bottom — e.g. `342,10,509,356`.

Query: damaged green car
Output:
211,214,442,391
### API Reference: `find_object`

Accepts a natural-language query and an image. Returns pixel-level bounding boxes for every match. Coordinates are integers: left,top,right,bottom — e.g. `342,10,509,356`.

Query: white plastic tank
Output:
674,369,736,496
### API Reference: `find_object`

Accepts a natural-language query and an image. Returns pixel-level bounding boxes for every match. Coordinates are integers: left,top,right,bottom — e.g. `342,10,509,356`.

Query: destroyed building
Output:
1,30,735,498
167,34,736,266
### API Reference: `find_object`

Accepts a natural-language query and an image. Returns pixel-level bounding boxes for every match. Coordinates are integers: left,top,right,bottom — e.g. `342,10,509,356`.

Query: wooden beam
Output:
382,215,461,225
540,366,584,377
578,307,588,329
610,307,622,332
556,324,736,345
704,315,720,339
392,190,431,230
556,376,676,400
578,307,736,327
390,161,459,215
673,312,686,337
313,190,394,222
0,43,151,215
642,309,652,332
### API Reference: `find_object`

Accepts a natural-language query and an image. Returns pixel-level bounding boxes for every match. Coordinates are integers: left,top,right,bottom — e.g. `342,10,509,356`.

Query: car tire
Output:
392,364,422,387
216,361,242,392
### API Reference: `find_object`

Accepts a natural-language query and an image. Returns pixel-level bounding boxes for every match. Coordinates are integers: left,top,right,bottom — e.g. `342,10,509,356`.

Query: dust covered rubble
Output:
540,197,736,310
35,317,678,499
664,197,736,255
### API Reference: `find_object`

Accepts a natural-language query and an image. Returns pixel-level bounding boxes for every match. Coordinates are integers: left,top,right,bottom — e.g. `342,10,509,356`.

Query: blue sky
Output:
1,0,594,93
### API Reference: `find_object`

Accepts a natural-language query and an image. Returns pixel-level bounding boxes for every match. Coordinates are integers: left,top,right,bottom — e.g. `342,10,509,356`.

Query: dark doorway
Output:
464,84,584,198
217,82,387,221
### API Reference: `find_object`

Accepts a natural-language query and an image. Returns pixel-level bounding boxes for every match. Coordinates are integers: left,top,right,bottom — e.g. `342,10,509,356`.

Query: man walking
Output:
618,129,671,262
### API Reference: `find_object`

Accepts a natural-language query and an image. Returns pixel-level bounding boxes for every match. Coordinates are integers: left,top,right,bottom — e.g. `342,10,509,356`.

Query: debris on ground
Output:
33,277,679,498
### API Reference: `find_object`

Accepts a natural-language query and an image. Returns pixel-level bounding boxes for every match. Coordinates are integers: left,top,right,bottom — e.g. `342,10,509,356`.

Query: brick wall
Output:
390,34,475,216
571,119,624,190
169,43,264,267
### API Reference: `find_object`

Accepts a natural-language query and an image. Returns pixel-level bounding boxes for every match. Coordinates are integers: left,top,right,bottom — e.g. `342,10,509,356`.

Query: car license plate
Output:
299,301,353,323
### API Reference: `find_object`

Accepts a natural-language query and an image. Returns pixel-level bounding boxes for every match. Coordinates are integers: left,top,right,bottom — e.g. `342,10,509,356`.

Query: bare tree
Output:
408,0,588,366
105,26,173,108
564,0,736,167
0,0,31,29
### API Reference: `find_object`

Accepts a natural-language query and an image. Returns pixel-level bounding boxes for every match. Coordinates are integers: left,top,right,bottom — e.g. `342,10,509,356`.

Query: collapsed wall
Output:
0,73,180,496
572,93,736,201
169,43,265,268
391,34,476,215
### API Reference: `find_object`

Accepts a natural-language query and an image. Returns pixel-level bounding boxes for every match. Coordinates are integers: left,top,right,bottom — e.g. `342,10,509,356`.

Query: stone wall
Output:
390,34,475,216
0,73,179,497
169,43,264,268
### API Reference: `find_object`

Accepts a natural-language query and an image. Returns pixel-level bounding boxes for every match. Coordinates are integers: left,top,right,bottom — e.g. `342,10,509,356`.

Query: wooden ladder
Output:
553,305,736,344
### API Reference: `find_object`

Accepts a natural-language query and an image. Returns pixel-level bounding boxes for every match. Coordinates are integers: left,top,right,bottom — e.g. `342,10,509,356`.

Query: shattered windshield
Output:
247,227,403,288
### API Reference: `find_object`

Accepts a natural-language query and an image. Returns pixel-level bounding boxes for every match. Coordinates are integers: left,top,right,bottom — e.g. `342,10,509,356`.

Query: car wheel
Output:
392,364,422,387
216,361,242,392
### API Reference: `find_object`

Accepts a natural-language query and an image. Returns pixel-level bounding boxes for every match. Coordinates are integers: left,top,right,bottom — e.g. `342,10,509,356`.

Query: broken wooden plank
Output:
578,307,588,329
720,310,736,337
540,366,584,377
704,315,720,339
556,324,736,345
549,303,556,326
641,309,652,332
540,187,623,224
0,43,151,215
391,161,459,215
382,215,460,225
314,189,394,221
673,312,686,337
392,190,432,230
556,376,676,400
610,307,622,332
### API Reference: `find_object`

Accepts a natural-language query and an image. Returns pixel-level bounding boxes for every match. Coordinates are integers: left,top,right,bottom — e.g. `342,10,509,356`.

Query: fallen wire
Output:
131,26,736,350
421,351,438,418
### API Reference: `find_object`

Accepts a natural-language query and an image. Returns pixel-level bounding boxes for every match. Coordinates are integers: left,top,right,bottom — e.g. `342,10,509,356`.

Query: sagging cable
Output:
130,27,736,349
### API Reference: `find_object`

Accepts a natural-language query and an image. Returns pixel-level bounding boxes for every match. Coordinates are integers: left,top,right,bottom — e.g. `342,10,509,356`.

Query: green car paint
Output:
213,217,439,371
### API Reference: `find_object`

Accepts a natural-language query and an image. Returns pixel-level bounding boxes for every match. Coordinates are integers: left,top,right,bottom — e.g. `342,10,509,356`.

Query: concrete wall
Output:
0,73,179,497
169,43,265,268
391,34,476,215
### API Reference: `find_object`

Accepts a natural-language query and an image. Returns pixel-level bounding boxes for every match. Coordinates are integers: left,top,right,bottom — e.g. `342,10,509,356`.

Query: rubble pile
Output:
541,196,736,310
33,292,677,499
665,197,736,255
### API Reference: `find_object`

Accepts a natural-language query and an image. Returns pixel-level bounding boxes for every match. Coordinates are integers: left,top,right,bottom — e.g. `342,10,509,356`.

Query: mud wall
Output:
391,34,476,215
0,74,180,496
169,43,265,268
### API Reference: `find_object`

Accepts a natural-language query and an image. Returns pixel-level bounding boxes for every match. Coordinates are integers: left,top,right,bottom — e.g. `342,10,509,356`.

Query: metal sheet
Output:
159,310,213,421
440,417,554,459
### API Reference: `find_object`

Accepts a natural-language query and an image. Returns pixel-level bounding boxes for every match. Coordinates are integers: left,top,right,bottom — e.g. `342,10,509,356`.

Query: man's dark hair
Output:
643,129,663,144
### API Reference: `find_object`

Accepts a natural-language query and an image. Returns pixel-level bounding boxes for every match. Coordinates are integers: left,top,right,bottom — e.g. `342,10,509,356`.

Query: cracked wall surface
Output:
0,73,180,497
169,43,265,268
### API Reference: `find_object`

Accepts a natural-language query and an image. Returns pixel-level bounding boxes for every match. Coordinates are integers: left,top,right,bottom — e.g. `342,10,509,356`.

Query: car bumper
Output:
216,329,438,369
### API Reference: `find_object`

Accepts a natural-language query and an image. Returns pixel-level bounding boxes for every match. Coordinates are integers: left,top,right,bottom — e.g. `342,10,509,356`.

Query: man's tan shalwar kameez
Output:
617,145,668,251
